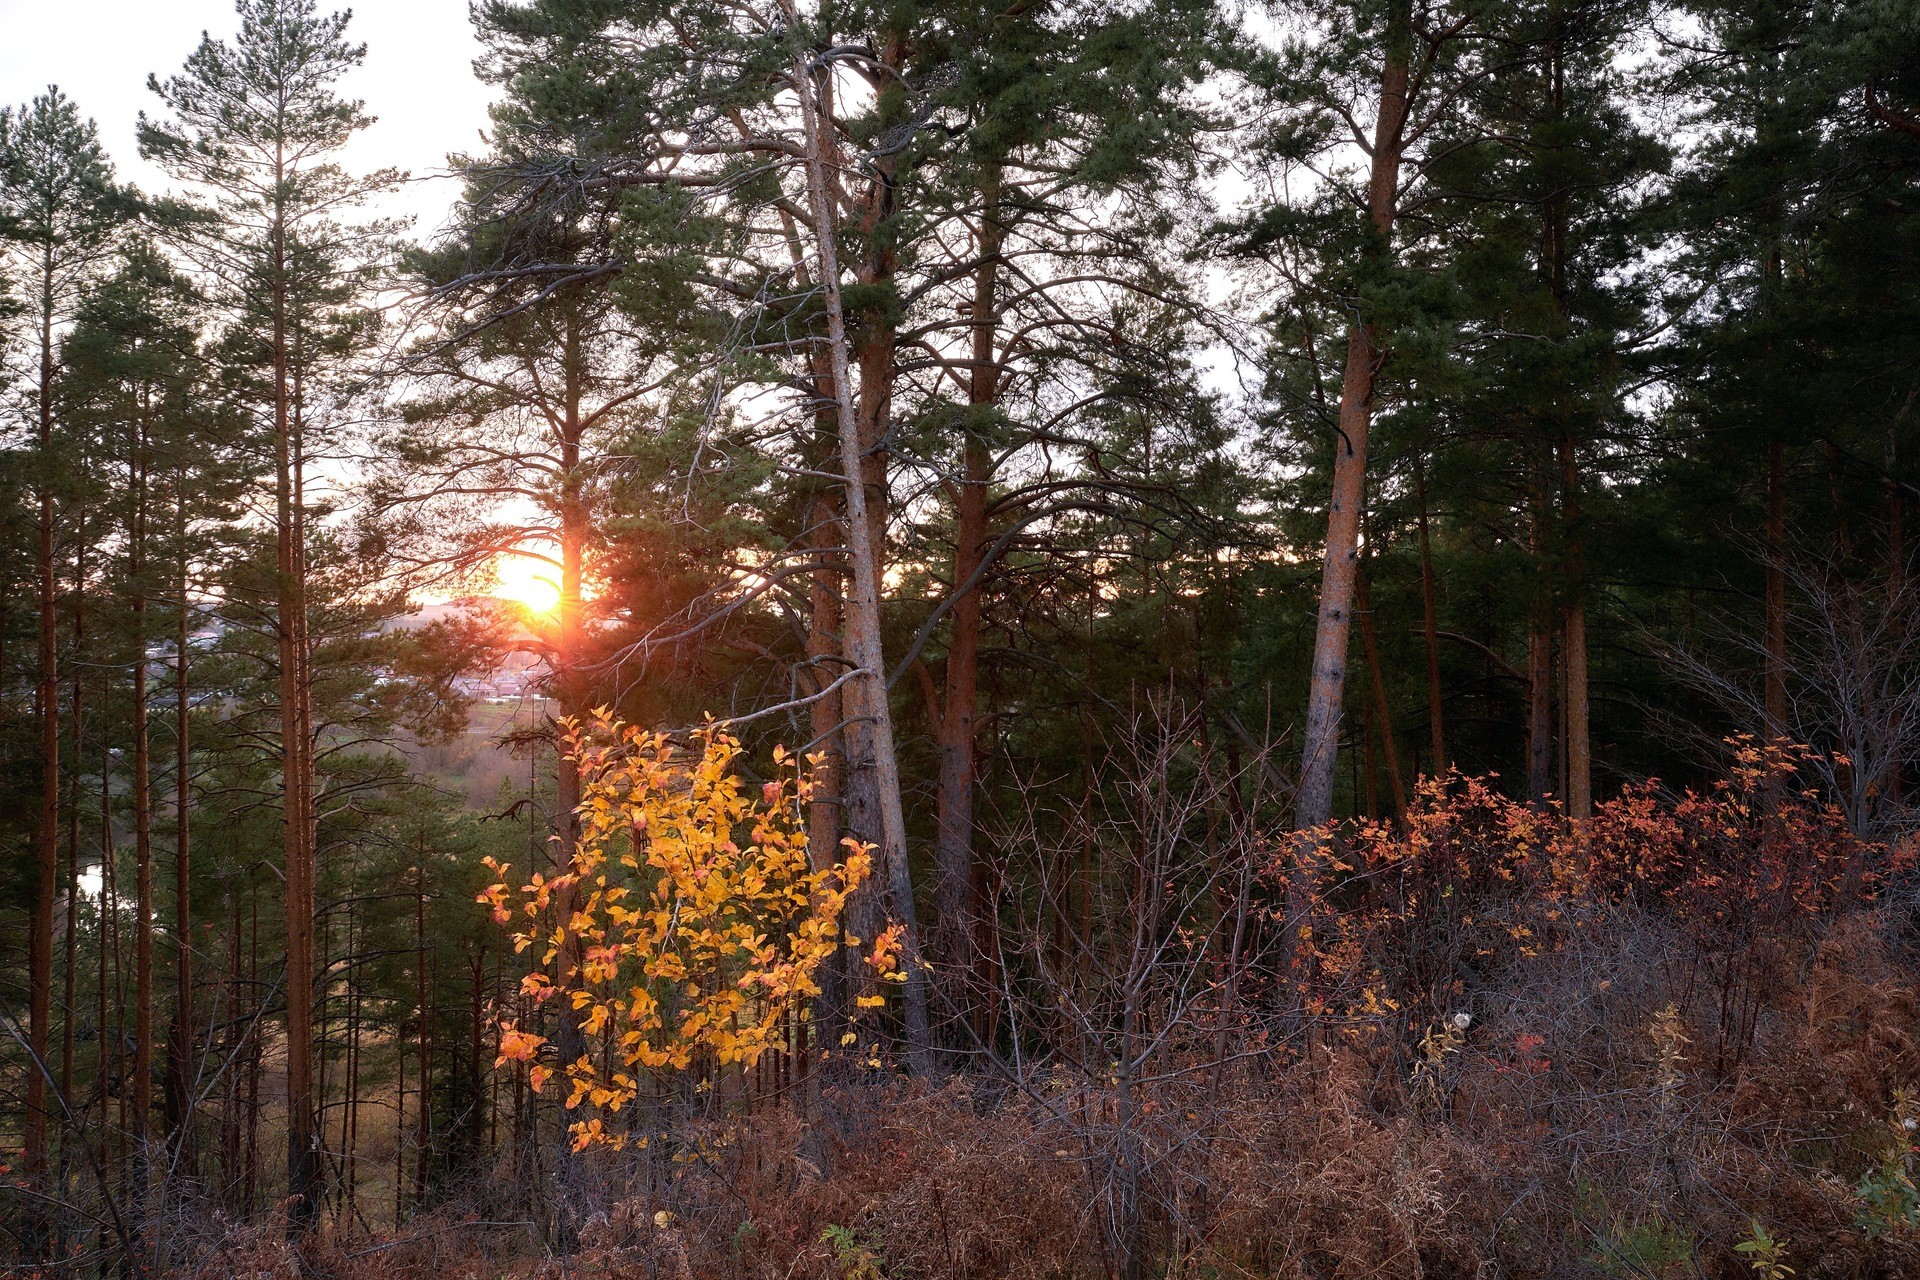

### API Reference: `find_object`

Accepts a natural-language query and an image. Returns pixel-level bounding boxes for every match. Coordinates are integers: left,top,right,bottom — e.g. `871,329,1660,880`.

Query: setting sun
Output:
493,557,562,615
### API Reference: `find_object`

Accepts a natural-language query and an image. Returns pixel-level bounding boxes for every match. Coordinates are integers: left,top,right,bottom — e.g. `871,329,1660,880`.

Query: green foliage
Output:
1735,1220,1794,1278
1591,1215,1695,1278
822,1224,888,1280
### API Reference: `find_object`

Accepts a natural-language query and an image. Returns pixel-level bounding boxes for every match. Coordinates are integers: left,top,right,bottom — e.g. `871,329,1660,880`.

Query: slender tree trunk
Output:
131,412,156,1273
170,474,196,1178
548,318,590,1089
99,773,114,1169
60,549,87,1228
1526,456,1555,806
27,251,61,1239
1890,429,1905,604
1295,3,1413,831
1415,455,1446,775
1356,565,1408,821
108,769,127,1169
1537,37,1590,819
1763,439,1788,733
245,893,259,1217
1558,434,1592,818
1888,430,1905,806
934,187,1002,1024
1361,692,1381,817
805,485,850,1052
271,169,320,1234
797,53,933,1073
395,988,407,1224
343,895,362,1227
415,860,432,1204
221,891,241,1212
465,950,485,1169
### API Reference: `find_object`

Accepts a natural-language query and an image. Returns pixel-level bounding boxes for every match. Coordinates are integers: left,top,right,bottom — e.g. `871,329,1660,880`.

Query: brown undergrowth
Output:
176,909,1920,1279
172,746,1920,1279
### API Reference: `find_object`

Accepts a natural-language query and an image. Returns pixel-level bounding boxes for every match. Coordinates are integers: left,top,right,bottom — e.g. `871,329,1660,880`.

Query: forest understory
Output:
4,0,1919,1275
247,912,1920,1280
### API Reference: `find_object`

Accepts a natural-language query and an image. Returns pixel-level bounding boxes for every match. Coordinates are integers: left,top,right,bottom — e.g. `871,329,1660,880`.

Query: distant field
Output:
407,698,557,810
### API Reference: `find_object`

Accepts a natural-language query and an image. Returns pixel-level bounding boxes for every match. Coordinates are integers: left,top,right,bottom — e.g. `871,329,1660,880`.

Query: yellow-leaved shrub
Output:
482,710,888,1149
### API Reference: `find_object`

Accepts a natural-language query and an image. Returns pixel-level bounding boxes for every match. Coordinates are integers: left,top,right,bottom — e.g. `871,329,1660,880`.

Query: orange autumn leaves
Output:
482,711,886,1150
1287,737,1891,1033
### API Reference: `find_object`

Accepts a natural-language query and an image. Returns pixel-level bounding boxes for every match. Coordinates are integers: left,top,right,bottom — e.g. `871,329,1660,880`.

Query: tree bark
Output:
1294,3,1413,832
274,163,320,1236
549,314,589,1072
1415,454,1446,775
415,861,432,1204
169,470,196,1177
1558,434,1592,818
27,244,60,1233
933,184,1002,1023
1526,460,1555,806
131,406,156,1270
1355,565,1408,821
805,483,850,1049
59,543,86,1233
1763,439,1788,733
1539,34,1590,819
797,52,934,1073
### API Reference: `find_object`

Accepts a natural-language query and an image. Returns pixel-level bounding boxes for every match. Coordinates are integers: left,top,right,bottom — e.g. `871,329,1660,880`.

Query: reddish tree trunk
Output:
548,322,589,1072
272,182,321,1234
131,410,155,1269
170,471,196,1176
806,483,850,1049
1764,439,1788,733
934,189,1002,1016
1355,566,1407,821
1558,434,1592,818
26,251,60,1230
1416,455,1446,775
415,863,432,1202
60,550,86,1218
1526,466,1555,806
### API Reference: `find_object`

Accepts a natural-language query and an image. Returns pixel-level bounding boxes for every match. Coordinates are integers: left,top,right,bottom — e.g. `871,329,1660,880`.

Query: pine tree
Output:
0,87,123,1243
58,241,219,1252
1421,0,1665,814
1232,0,1481,839
140,0,397,1231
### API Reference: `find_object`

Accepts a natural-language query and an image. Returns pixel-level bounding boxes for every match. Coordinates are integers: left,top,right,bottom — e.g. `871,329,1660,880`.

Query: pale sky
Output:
0,0,498,235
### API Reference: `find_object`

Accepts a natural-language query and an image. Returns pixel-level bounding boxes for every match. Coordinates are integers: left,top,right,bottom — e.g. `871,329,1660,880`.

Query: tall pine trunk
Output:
1526,451,1555,805
169,472,196,1179
1558,434,1591,818
797,52,933,1072
414,862,432,1204
1415,454,1446,773
933,187,1002,1026
274,179,320,1236
806,483,850,1050
1542,41,1591,819
1295,0,1413,832
1763,439,1788,732
131,407,156,1270
27,248,60,1235
549,318,589,1072
1355,562,1407,821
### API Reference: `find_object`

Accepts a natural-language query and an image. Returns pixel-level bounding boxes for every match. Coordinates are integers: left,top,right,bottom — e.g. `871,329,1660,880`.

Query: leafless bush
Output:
1661,540,1920,839
965,698,1288,1280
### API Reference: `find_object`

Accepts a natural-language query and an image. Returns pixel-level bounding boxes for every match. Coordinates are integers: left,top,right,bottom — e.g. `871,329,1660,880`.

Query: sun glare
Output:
494,557,562,615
